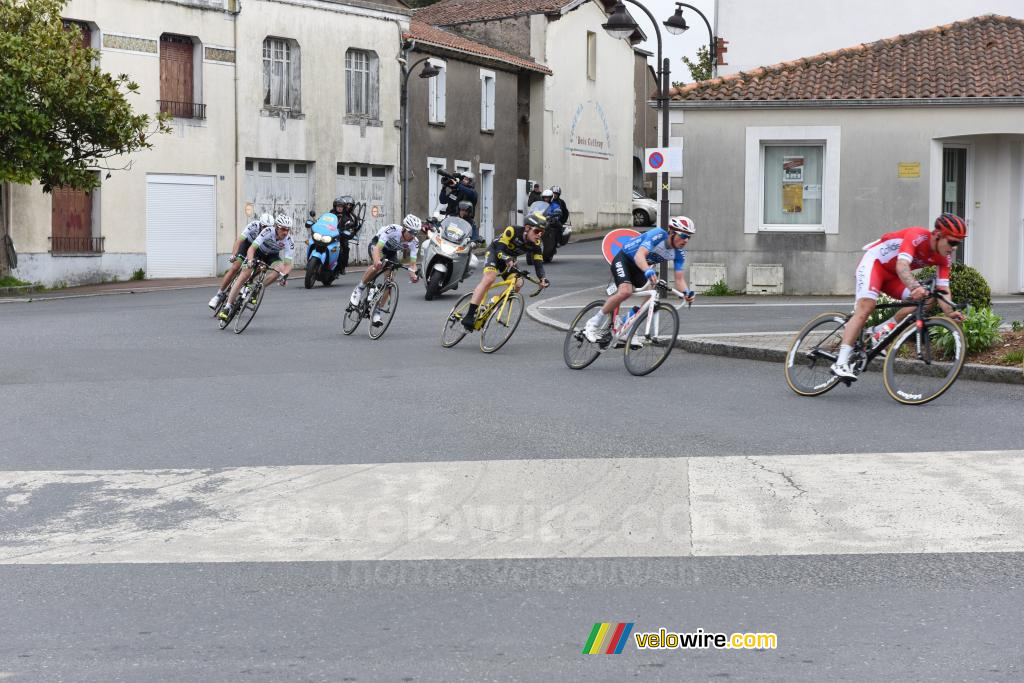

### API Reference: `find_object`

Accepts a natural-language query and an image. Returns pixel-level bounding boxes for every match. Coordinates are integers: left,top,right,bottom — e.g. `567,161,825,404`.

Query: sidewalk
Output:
527,288,1024,385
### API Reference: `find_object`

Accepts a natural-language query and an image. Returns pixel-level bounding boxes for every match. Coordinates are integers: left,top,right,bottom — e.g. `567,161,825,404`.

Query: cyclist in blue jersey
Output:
583,216,696,343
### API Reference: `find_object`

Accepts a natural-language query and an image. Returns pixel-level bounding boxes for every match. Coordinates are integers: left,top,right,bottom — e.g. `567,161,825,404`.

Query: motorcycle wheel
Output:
425,270,444,300
542,229,557,263
304,259,320,289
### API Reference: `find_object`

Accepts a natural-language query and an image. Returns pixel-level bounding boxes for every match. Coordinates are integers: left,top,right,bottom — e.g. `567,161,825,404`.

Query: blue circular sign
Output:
648,152,665,169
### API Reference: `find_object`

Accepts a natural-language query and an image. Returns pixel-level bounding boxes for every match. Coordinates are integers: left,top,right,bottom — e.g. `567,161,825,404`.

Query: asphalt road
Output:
2,239,1023,681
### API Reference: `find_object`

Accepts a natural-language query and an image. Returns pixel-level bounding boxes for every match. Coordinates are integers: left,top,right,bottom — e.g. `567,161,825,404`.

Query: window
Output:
744,126,840,233
428,157,446,214
160,34,196,118
479,69,495,132
428,59,446,124
263,37,300,110
51,184,100,254
346,49,379,119
586,31,597,81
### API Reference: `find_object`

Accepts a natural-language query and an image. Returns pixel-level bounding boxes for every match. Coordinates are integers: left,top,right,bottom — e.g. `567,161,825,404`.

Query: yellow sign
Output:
782,183,803,213
898,162,921,178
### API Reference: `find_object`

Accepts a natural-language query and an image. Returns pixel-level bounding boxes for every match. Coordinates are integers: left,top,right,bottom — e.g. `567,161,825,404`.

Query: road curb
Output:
526,289,1024,385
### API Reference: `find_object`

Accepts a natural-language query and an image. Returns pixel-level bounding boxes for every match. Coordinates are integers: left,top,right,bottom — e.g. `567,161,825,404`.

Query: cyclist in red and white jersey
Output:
831,213,967,379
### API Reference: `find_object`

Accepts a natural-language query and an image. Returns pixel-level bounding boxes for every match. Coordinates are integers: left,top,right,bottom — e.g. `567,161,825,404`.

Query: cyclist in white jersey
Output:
348,214,421,325
219,214,295,320
209,212,273,309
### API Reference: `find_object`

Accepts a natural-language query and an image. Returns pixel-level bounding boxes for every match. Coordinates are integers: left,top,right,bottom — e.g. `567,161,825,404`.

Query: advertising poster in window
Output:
783,156,804,183
782,183,803,213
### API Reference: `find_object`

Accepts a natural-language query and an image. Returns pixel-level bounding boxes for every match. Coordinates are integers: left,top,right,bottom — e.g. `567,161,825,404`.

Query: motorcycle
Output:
304,212,342,288
527,201,572,263
417,215,479,300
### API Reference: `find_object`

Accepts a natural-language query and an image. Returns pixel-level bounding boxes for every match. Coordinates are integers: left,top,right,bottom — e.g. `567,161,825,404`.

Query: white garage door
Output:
146,174,216,278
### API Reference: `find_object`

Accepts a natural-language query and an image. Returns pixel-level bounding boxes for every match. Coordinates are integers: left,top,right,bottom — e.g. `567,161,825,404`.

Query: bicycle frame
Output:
472,268,543,331
607,280,687,345
855,287,959,366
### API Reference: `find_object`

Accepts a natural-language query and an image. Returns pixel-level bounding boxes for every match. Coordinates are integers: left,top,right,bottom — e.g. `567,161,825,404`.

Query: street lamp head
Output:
419,61,441,79
664,4,689,35
601,2,638,41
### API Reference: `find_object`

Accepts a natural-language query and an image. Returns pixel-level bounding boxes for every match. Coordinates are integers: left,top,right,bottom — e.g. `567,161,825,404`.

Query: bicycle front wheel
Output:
480,293,525,353
342,301,363,335
441,293,473,348
233,283,264,334
882,317,965,405
563,301,605,370
624,303,679,376
368,282,399,340
784,311,848,396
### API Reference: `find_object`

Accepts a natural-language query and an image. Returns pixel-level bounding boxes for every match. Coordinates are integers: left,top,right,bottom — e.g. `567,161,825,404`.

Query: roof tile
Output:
406,20,552,74
670,15,1024,102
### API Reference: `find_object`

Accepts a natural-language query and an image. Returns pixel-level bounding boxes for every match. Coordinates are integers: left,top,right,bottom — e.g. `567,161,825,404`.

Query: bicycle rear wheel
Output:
784,311,848,396
368,282,399,340
233,283,264,334
441,293,473,348
480,292,524,353
563,301,605,370
882,317,965,405
342,300,363,335
624,303,679,376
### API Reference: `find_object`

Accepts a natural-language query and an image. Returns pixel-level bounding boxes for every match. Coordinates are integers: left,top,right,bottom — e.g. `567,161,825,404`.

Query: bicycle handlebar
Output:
505,266,547,298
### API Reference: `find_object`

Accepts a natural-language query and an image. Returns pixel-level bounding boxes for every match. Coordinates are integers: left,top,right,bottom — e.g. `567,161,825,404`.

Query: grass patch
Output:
1000,349,1024,365
705,279,740,296
130,268,145,281
0,275,32,287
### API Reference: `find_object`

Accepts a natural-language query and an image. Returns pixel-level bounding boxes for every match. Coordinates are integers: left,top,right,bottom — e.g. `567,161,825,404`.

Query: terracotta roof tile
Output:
670,15,1024,102
406,20,552,74
415,0,567,25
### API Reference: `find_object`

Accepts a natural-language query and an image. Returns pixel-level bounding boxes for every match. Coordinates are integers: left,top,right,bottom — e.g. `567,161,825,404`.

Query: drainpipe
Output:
232,1,241,239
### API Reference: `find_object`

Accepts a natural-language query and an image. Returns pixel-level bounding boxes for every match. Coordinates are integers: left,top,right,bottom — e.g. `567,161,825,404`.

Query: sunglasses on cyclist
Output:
945,239,961,247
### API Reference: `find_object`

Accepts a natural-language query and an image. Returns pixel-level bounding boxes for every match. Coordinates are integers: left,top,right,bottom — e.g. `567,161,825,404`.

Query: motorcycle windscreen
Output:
439,216,472,244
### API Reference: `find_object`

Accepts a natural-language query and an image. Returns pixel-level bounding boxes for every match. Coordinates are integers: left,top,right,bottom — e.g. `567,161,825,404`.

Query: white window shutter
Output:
438,67,446,122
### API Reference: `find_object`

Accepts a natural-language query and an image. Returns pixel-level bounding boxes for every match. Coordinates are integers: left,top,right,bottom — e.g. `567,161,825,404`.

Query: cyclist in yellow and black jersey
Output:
461,211,550,331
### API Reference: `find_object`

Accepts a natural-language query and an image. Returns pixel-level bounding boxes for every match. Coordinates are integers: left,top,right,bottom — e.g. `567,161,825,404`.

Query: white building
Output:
7,0,409,286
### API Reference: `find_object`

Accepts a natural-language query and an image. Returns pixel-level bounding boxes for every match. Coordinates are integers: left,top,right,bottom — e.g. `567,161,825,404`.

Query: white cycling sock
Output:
837,344,853,365
587,311,609,328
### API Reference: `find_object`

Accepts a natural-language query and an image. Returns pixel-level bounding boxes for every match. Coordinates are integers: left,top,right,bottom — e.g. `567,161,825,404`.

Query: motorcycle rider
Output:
330,195,360,274
548,185,570,226
456,200,483,245
208,212,273,309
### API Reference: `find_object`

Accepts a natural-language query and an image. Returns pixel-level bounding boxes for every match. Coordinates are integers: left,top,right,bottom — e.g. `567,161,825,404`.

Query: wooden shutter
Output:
51,187,93,253
160,34,194,117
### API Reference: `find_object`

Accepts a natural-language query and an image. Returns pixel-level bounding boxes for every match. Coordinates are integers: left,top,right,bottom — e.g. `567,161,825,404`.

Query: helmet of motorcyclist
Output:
402,214,422,234
333,195,354,208
457,201,473,215
461,171,475,183
275,214,294,230
933,213,967,240
258,212,274,228
541,189,553,200
550,185,562,196
667,215,696,237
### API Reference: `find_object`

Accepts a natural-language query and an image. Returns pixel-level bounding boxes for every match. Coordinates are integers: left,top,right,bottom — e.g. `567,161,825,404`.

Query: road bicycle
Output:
343,259,410,340
563,279,686,376
217,260,286,334
784,279,966,405
441,265,545,353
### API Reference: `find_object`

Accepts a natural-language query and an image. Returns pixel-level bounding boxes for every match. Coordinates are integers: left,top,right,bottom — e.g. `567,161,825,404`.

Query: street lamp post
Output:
603,1,686,278
667,3,717,75
399,51,440,219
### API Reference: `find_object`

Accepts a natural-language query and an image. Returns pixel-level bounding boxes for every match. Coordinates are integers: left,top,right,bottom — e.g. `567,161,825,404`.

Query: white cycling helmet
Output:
275,214,294,229
541,189,553,200
668,215,696,236
258,212,274,228
402,214,422,233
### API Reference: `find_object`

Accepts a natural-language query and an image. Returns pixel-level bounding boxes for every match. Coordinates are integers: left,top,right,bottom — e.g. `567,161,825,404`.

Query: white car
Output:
632,190,658,227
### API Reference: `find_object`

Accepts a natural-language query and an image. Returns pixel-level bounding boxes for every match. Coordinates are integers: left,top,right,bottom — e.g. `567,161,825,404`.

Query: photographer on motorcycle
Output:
547,185,570,226
331,195,360,274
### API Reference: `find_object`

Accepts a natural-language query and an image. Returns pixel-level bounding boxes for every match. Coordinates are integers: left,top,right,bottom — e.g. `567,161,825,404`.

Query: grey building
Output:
404,20,551,243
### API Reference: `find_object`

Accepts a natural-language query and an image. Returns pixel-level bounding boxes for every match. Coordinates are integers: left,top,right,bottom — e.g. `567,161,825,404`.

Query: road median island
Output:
527,289,1024,385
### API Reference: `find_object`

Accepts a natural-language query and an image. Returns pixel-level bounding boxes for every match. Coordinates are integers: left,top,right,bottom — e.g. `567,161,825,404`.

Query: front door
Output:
942,146,969,264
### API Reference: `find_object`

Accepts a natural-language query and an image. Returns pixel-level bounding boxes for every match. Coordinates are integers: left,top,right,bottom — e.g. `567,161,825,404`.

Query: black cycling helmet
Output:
333,195,354,208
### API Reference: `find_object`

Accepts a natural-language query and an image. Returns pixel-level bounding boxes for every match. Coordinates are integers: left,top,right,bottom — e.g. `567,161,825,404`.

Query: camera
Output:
437,168,463,187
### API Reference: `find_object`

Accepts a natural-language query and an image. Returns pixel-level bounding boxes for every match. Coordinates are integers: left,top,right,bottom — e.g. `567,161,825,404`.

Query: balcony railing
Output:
157,100,207,119
50,235,105,254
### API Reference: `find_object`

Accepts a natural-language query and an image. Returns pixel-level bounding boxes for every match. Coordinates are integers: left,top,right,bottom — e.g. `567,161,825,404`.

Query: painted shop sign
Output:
566,102,613,160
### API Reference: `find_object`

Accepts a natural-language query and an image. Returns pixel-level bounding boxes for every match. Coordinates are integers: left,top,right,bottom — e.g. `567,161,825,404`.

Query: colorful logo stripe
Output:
583,622,634,654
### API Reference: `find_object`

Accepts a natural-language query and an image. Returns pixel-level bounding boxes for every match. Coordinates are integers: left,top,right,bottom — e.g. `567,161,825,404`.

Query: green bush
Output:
130,268,145,281
0,275,31,287
1012,320,1023,333
866,293,898,328
1001,349,1024,365
932,306,1002,357
705,279,734,296
916,262,991,310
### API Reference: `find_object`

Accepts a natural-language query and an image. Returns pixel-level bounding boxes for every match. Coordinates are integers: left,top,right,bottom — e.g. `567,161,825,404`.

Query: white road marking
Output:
3,451,1024,564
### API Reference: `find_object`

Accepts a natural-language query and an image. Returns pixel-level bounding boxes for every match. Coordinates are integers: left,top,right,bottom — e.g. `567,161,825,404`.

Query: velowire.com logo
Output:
582,622,634,654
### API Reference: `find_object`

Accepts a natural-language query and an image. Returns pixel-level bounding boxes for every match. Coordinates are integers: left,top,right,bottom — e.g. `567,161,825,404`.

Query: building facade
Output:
7,0,409,286
666,16,1024,295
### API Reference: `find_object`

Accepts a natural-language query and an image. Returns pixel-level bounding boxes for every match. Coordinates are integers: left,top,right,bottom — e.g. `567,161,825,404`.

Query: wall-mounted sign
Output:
898,162,921,178
566,102,613,160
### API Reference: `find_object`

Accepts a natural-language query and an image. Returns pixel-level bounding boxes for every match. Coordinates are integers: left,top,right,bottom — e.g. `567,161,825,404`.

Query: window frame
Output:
263,36,300,112
586,31,597,81
428,58,446,124
345,48,379,120
479,69,496,132
744,125,840,234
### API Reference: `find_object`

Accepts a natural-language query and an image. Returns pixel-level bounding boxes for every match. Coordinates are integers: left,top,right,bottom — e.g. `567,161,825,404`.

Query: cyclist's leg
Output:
351,242,383,305
464,260,500,330
832,253,881,377
263,259,284,286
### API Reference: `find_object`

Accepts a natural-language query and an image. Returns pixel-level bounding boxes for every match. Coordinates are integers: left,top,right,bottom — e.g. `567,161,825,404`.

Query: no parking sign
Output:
601,229,640,264
644,147,683,174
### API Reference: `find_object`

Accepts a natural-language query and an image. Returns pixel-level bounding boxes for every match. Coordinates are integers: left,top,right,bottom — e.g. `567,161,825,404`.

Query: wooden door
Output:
51,187,93,252
160,35,194,117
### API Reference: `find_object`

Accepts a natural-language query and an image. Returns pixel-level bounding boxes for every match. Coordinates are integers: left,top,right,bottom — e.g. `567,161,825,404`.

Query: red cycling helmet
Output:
934,213,967,240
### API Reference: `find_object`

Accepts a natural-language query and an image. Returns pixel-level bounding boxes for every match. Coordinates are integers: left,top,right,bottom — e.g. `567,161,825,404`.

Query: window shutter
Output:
438,66,446,122
480,77,486,130
288,41,301,111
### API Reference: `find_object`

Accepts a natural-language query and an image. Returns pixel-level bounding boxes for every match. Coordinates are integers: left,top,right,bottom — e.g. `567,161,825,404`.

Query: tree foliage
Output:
679,45,712,85
0,0,169,191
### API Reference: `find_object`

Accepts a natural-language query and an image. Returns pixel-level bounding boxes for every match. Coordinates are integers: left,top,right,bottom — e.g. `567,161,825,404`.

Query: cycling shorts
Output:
234,239,253,259
252,249,284,268
483,250,513,275
611,251,648,289
368,238,399,264
854,250,912,302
